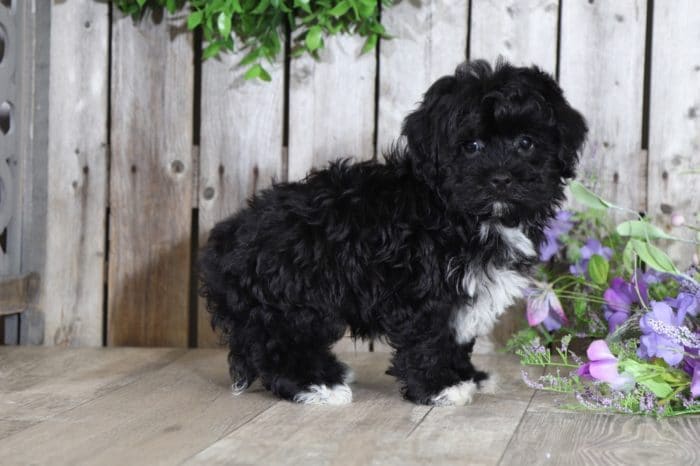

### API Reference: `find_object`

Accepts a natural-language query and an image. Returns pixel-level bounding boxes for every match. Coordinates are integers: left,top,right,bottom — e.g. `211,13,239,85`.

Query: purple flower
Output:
684,347,700,398
539,211,574,261
637,268,663,286
526,287,568,331
665,292,699,322
603,275,649,332
638,301,685,366
569,239,613,277
577,340,632,389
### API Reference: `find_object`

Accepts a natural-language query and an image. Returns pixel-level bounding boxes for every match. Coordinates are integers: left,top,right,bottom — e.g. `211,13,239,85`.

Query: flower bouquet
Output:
509,181,700,416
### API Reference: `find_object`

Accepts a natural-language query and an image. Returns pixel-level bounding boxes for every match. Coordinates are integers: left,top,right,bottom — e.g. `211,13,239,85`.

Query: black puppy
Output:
199,60,587,405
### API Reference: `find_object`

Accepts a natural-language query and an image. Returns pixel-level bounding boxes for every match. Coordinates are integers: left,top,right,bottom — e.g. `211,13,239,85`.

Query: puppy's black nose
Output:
489,173,512,188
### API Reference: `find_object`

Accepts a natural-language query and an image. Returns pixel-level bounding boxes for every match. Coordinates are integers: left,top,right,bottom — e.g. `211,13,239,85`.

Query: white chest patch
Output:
451,268,530,343
451,224,534,344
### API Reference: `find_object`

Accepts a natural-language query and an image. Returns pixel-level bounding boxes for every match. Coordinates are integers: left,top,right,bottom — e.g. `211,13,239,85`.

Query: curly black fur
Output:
199,60,587,405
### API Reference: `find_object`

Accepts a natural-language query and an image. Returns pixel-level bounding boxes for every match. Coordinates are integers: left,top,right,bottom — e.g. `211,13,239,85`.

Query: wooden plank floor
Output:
0,348,698,465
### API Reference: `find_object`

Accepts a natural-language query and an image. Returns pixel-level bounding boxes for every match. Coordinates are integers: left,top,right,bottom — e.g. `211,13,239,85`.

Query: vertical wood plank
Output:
43,1,109,346
0,0,21,343
288,34,377,351
559,0,648,212
1,0,51,344
288,34,376,180
17,0,51,345
108,11,194,346
647,0,700,268
469,0,558,74
197,54,285,347
377,0,468,154
469,0,558,347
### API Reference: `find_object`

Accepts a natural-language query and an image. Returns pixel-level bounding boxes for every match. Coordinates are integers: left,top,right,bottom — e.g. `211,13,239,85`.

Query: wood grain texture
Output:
0,2,19,274
288,34,376,181
377,0,468,154
2,348,697,466
501,411,700,465
108,10,194,346
470,0,558,74
389,354,540,466
0,273,39,316
287,34,376,351
0,349,275,465
184,351,431,465
559,0,648,212
197,50,285,347
44,0,108,346
0,347,183,440
15,0,51,345
0,0,21,343
647,0,700,268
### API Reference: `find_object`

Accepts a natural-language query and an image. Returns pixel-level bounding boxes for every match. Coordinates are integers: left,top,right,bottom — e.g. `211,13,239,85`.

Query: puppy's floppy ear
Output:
553,98,587,179
402,75,457,157
403,60,492,158
532,68,587,179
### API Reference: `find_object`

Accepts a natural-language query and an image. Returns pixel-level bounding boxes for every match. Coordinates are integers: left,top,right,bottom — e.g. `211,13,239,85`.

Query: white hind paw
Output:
293,383,353,405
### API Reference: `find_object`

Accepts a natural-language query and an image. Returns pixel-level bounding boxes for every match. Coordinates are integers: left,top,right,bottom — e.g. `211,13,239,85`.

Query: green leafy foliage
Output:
587,254,609,285
629,239,680,274
510,181,700,417
113,0,393,80
619,359,674,398
569,180,612,211
616,220,675,241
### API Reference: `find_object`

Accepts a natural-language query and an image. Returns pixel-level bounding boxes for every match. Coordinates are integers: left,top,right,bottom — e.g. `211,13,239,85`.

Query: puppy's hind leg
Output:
228,344,259,396
261,347,353,405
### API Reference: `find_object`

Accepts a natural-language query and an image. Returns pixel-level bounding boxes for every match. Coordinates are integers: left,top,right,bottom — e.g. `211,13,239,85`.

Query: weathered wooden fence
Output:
2,0,698,347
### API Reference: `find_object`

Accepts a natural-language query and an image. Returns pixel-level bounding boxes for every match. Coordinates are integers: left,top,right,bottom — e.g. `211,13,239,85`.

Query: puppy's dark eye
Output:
517,136,534,152
464,140,484,154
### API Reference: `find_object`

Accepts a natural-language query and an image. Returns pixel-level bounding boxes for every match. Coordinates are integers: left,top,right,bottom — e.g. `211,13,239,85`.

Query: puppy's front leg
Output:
390,337,490,406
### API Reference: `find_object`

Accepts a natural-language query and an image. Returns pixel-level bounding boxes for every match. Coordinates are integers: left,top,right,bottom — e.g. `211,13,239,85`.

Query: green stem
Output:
524,361,580,369
556,292,608,305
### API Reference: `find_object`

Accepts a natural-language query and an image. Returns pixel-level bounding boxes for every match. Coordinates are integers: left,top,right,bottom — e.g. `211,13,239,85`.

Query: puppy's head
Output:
402,60,587,226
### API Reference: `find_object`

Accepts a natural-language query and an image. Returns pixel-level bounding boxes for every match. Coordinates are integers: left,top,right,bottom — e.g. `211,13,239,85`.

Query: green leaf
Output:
618,360,673,397
639,377,674,398
238,49,262,67
217,12,232,37
630,239,680,274
361,33,378,54
569,180,611,211
252,0,270,14
574,298,588,320
305,25,323,51
588,254,609,285
231,0,244,13
295,0,312,14
616,220,675,240
243,64,271,81
136,0,147,7
328,1,351,17
202,42,222,60
356,0,377,17
244,64,263,80
258,66,272,82
187,10,203,30
165,0,178,14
